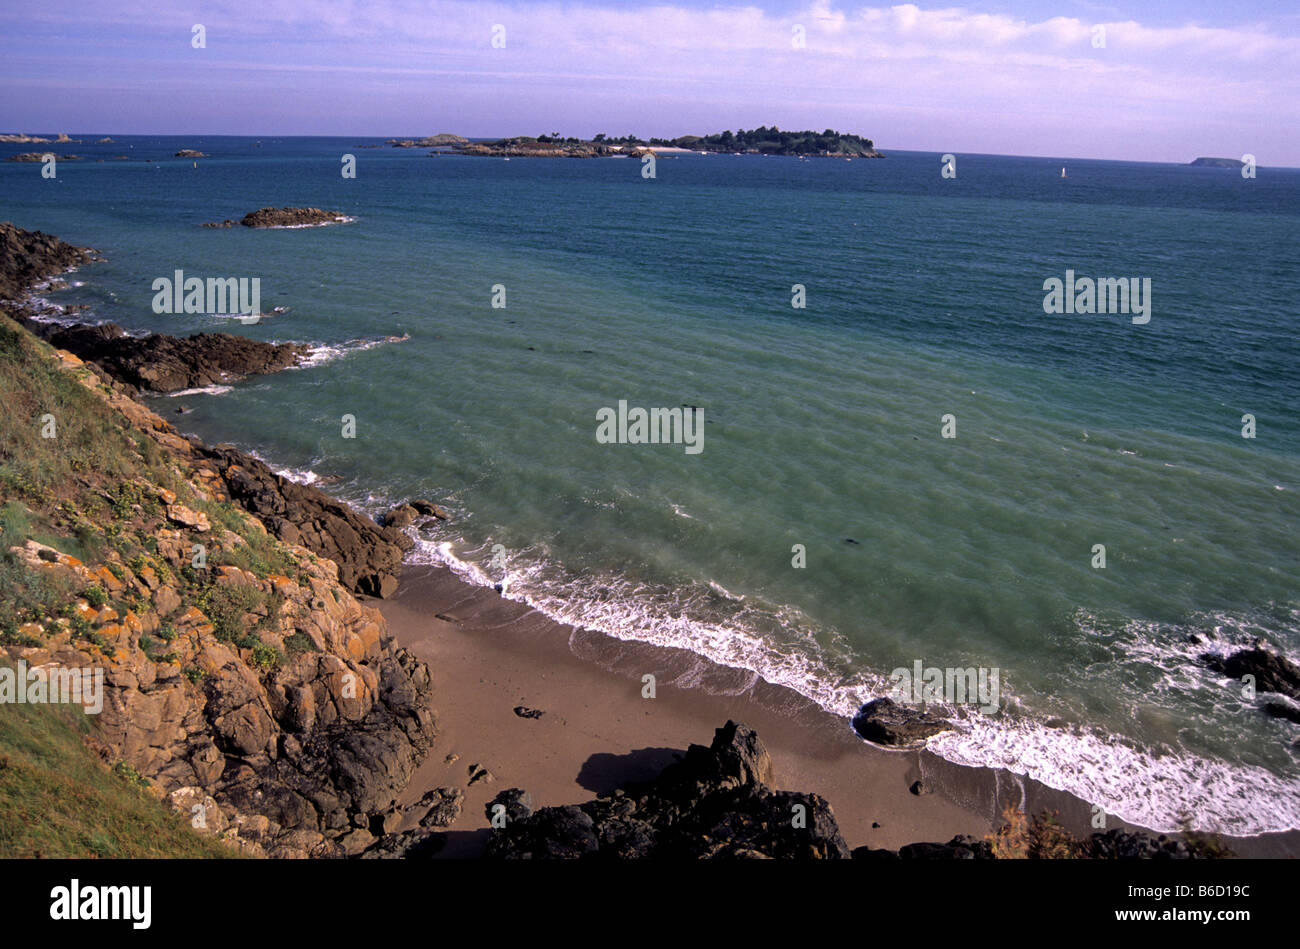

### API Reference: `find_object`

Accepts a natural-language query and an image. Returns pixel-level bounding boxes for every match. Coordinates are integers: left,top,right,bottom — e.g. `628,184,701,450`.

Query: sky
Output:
1,0,1297,164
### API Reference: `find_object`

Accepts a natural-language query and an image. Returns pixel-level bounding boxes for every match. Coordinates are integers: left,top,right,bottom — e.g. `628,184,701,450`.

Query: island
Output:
175,149,208,158
387,134,468,147
1190,157,1245,168
202,207,348,228
442,127,882,158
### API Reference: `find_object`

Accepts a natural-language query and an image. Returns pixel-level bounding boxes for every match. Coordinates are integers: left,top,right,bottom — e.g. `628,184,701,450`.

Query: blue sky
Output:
1,1,1297,163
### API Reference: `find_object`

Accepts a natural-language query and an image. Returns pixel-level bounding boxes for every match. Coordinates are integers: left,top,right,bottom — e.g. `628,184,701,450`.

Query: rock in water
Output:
1202,647,1300,700
239,207,343,228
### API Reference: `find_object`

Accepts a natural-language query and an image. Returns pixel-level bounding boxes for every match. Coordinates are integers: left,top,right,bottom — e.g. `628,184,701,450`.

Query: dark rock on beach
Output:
486,788,533,824
851,697,952,746
513,706,544,719
486,721,851,859
414,786,465,828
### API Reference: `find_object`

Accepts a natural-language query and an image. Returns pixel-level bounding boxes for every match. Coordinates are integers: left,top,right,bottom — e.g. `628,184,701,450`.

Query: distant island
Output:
1190,157,1245,168
437,127,881,158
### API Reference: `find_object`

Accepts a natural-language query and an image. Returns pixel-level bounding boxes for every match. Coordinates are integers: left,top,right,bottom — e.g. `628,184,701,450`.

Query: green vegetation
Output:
0,688,232,857
200,502,296,579
196,583,280,645
0,552,72,642
283,631,316,656
592,126,877,155
0,316,172,505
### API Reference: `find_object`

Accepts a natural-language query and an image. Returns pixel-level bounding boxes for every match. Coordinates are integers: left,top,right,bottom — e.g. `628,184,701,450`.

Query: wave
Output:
167,385,233,397
295,333,410,368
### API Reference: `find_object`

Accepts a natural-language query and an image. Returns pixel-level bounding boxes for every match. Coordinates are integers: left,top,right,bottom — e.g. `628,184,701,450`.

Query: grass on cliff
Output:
0,691,234,858
0,313,169,507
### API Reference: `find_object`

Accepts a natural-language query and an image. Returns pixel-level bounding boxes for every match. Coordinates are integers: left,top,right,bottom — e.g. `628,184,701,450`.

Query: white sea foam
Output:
167,385,232,397
259,215,356,229
295,333,409,368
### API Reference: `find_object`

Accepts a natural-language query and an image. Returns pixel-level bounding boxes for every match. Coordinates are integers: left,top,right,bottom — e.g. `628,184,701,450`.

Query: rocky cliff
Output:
0,223,436,857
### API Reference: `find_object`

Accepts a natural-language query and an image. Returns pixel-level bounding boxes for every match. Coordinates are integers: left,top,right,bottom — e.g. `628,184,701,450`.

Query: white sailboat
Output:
1060,166,1067,178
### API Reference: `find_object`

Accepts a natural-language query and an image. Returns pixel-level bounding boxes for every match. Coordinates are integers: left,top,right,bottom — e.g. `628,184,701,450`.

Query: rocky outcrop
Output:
850,697,952,746
0,317,437,857
6,152,81,162
23,320,311,393
0,221,93,301
203,208,346,228
241,207,344,228
485,721,850,859
196,445,412,598
1202,646,1300,700
854,828,1219,860
175,149,208,158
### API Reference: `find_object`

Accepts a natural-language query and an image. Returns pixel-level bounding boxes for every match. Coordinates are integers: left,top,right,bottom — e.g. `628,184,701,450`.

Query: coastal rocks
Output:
410,500,449,519
165,503,211,532
6,152,81,162
26,321,312,393
387,134,468,147
851,697,952,746
175,149,208,158
201,208,346,228
414,786,465,828
382,500,449,529
486,721,850,859
382,503,418,529
1201,646,1300,700
238,207,344,228
202,445,411,597
0,222,92,301
486,788,533,823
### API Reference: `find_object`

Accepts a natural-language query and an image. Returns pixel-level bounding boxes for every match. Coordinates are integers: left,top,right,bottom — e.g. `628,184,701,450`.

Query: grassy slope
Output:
0,311,235,857
0,680,233,858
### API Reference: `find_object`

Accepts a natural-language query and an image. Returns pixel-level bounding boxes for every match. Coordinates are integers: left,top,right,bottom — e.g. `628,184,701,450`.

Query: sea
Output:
3,135,1298,836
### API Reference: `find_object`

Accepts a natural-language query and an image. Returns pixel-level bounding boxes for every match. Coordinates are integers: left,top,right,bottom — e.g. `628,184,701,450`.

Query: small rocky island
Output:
447,127,882,158
387,134,468,147
5,152,81,162
1190,157,1245,168
175,149,208,158
203,207,348,228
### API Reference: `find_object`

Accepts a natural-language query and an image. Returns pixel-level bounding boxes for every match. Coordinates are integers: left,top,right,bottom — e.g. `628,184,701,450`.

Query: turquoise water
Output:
4,136,1299,834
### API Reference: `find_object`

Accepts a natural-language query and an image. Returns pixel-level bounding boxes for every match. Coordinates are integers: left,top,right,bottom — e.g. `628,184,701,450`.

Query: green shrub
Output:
83,584,108,608
249,643,282,671
283,632,316,656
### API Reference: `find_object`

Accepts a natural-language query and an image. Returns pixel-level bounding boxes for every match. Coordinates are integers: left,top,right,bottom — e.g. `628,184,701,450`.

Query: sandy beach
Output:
379,564,1300,858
